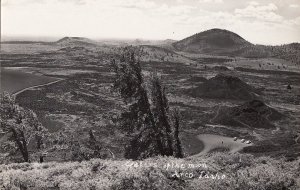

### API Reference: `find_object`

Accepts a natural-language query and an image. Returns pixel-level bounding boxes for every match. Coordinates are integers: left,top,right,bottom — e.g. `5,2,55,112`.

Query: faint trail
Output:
13,79,64,96
265,107,273,121
233,119,252,129
210,105,222,123
271,127,280,134
252,131,263,140
106,148,115,159
295,134,300,144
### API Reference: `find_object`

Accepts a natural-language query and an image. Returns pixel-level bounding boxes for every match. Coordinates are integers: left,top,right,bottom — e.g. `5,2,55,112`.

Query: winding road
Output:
13,79,64,96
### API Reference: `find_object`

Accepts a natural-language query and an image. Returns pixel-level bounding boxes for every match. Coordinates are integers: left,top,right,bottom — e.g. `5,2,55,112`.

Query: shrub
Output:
0,153,299,190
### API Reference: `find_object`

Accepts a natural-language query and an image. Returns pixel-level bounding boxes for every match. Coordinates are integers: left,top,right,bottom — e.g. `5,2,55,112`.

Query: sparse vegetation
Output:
0,153,299,190
0,93,48,162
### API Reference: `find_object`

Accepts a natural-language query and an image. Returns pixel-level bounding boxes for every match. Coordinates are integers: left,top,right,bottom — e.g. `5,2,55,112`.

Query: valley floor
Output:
0,42,300,179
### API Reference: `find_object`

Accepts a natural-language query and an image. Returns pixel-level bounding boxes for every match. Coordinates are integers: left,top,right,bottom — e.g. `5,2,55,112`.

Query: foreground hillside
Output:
0,153,299,190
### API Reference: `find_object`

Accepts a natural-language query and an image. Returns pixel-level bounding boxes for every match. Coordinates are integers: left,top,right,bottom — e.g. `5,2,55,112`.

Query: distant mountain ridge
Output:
1,30,299,64
56,37,91,43
55,37,98,47
172,28,300,64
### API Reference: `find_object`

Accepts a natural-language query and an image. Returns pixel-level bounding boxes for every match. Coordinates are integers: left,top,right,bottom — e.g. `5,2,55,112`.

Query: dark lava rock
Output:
212,66,230,71
212,100,284,129
187,76,208,83
173,28,251,55
189,73,261,100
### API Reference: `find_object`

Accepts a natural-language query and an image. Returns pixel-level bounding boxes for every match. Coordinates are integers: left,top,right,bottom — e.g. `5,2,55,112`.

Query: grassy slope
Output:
0,153,299,190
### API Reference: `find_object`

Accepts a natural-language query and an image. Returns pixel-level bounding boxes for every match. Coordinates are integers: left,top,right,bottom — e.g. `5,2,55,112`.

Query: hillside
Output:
172,29,300,64
188,73,261,100
212,100,284,129
162,39,177,44
55,37,99,47
135,45,195,64
173,28,251,55
271,43,300,65
0,153,299,190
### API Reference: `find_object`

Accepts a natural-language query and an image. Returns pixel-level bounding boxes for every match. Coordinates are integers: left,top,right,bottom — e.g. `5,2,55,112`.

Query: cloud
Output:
156,4,194,16
2,0,88,6
285,16,300,26
199,0,223,3
289,4,299,8
235,2,282,23
1,0,36,6
58,0,87,5
116,0,156,9
2,0,300,44
248,1,259,6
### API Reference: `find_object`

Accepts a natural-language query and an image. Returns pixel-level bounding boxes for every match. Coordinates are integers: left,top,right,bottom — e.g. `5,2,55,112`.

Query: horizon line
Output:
1,33,300,46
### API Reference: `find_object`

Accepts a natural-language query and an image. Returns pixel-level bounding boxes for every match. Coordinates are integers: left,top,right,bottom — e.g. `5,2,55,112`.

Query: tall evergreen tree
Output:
172,108,184,158
111,48,183,159
150,74,173,156
111,48,164,159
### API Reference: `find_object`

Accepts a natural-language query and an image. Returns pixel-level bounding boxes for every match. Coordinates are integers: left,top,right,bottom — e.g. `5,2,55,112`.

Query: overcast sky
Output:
2,0,300,45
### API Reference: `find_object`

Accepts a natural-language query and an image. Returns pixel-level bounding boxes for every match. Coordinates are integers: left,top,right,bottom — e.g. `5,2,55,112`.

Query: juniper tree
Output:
172,108,184,158
0,93,48,162
111,48,163,159
111,48,183,159
150,74,173,156
90,130,116,159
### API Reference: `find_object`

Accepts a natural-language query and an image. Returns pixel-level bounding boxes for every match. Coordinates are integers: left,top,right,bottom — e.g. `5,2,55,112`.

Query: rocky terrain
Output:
0,28,300,189
188,73,261,100
212,99,284,129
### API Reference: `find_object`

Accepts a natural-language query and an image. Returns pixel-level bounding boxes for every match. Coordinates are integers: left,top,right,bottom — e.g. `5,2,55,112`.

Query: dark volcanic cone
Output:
173,28,251,55
212,100,284,129
55,37,98,47
212,66,230,71
189,73,260,100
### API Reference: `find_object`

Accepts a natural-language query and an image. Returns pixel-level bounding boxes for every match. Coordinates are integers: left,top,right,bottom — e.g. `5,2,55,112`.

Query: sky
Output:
2,0,300,45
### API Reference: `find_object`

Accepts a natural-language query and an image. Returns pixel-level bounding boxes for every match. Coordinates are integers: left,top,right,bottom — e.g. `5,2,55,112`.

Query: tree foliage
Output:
0,93,48,162
111,47,183,159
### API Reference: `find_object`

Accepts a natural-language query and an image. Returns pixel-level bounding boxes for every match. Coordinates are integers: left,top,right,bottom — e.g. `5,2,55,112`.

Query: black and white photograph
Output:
0,0,300,189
